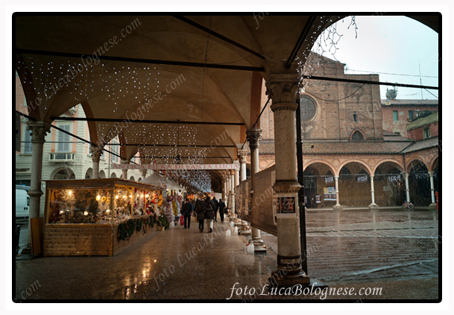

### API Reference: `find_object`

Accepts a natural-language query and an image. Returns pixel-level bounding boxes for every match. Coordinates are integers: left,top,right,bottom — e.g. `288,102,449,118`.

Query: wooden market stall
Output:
43,179,164,256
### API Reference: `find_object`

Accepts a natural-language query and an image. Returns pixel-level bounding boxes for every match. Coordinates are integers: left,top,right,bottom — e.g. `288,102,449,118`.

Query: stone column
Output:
428,171,436,210
120,159,129,179
90,145,103,179
333,175,343,210
222,176,226,201
225,172,230,208
404,172,411,203
267,72,309,287
247,129,266,251
234,162,240,187
238,149,248,182
368,175,379,210
26,121,51,247
230,169,235,214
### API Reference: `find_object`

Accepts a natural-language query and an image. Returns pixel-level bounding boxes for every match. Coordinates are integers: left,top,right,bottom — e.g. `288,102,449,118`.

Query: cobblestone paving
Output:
261,210,439,284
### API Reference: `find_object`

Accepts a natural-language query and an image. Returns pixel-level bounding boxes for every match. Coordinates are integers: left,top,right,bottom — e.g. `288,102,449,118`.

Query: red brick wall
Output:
382,105,437,136
407,121,439,141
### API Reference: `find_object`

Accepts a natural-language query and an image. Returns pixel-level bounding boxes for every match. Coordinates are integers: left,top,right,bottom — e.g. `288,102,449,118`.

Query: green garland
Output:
136,218,144,231
117,215,156,241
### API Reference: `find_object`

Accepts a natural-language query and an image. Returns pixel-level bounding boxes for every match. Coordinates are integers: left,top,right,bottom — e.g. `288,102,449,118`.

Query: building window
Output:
353,113,357,122
299,95,317,121
423,127,430,139
351,130,365,141
57,124,71,152
23,125,32,153
393,110,398,121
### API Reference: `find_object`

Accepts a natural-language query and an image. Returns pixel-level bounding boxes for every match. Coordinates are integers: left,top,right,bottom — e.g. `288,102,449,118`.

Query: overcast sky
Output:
314,15,439,101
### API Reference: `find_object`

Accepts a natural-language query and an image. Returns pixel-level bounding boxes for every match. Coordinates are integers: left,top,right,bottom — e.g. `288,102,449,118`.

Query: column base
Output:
248,239,267,252
428,203,437,210
368,203,379,210
333,205,343,211
268,270,310,288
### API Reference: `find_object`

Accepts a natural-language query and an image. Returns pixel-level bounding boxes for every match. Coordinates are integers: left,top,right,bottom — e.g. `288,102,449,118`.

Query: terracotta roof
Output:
383,132,413,142
259,137,438,155
301,141,412,154
381,99,438,106
402,137,439,153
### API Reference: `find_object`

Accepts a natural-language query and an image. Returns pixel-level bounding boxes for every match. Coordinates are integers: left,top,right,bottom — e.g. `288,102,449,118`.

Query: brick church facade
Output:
253,55,439,209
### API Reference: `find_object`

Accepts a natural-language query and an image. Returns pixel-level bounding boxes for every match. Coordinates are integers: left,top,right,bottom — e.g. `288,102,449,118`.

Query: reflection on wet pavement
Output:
15,210,439,300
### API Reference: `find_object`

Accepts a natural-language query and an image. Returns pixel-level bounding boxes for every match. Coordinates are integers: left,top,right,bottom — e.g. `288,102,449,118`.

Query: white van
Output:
16,186,30,222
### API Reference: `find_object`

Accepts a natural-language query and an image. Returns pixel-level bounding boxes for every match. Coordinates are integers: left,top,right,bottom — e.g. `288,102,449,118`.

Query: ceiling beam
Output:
112,144,236,148
303,75,438,90
285,15,317,68
16,49,265,72
52,117,245,125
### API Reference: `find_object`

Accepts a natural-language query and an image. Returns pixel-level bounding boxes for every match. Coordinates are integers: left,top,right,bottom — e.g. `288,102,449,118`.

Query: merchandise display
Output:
43,179,164,256
45,179,163,224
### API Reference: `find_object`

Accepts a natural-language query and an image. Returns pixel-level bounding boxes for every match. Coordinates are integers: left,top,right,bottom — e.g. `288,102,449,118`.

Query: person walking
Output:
194,198,205,232
181,198,193,229
218,199,226,223
204,195,216,233
212,196,219,222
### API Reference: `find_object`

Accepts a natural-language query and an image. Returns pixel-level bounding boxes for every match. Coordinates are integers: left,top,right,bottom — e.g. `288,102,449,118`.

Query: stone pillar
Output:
368,175,379,210
404,172,411,203
90,145,103,179
247,129,266,251
120,159,129,179
26,121,51,247
234,162,240,187
333,175,343,210
230,169,235,214
267,73,309,286
238,149,248,182
222,176,226,201
428,171,436,210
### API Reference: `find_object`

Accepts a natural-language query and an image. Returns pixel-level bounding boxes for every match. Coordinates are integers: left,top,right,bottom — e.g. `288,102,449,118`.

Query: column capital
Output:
428,171,434,176
370,174,375,180
334,175,339,180
246,129,262,150
26,121,51,144
90,145,103,162
120,159,130,165
238,149,248,164
266,73,299,112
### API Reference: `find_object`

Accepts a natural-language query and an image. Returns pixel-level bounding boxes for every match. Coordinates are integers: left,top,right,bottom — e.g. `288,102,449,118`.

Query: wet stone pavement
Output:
14,210,439,301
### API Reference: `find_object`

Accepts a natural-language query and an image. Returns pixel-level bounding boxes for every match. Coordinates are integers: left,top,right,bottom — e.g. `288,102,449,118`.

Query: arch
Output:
129,176,135,181
80,101,99,145
407,159,431,207
85,168,93,179
338,161,372,208
350,128,366,141
50,167,76,180
15,56,41,121
304,160,336,176
406,158,429,172
110,172,117,178
373,159,404,175
338,160,372,176
429,156,439,172
138,177,142,182
99,170,106,178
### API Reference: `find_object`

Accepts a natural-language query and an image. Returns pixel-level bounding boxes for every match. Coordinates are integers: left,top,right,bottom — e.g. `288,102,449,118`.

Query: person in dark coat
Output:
194,198,206,232
181,198,194,229
204,196,216,233
218,199,226,223
212,197,219,222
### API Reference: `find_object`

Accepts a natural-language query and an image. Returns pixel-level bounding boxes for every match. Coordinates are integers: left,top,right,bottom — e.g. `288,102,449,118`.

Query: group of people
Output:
180,195,226,233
